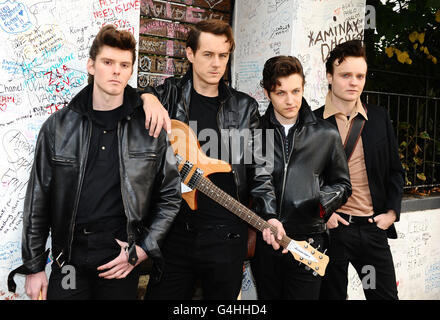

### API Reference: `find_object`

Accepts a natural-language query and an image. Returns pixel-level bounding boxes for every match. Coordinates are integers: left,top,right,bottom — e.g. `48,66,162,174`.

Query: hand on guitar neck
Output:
263,218,288,253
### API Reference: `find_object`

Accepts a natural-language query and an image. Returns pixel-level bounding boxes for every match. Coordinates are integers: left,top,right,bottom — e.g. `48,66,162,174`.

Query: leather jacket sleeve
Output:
319,128,352,222
246,100,278,221
138,78,180,113
137,132,181,260
21,120,53,274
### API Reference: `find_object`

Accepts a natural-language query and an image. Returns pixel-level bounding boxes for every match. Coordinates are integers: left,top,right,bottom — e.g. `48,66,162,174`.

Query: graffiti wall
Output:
232,0,366,113
0,0,140,300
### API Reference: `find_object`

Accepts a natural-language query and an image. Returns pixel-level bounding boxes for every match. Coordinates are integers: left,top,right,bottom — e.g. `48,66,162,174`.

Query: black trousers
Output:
251,233,324,300
47,226,140,300
146,221,247,300
319,220,398,300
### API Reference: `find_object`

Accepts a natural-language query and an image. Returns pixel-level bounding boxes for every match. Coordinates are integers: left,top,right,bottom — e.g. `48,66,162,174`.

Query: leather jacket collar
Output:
262,97,317,130
177,68,233,103
68,83,142,119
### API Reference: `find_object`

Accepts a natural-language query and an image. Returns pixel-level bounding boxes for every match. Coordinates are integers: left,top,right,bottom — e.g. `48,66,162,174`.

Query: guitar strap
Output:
343,104,367,162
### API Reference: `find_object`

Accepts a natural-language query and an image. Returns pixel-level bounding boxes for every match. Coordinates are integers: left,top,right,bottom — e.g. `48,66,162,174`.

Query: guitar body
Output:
169,119,232,210
168,119,329,275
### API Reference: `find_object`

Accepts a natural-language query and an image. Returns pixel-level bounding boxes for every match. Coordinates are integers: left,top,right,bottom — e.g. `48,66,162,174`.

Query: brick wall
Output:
138,0,232,88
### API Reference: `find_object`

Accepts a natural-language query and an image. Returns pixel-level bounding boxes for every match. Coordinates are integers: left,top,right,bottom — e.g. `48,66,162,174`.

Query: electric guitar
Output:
169,119,329,276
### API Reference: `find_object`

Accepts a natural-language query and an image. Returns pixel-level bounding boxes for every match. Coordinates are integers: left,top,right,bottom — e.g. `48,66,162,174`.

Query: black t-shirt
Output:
180,88,239,226
76,105,126,227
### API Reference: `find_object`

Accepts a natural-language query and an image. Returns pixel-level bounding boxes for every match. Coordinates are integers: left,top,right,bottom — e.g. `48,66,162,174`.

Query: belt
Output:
182,222,228,233
75,217,126,235
336,212,374,225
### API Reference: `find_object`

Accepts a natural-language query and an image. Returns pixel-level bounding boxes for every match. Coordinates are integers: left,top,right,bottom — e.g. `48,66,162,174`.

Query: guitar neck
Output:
195,175,290,248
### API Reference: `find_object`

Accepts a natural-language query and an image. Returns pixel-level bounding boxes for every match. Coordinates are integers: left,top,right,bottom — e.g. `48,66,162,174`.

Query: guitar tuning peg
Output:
323,249,327,255
312,271,318,277
305,266,311,271
316,245,321,250
307,238,315,245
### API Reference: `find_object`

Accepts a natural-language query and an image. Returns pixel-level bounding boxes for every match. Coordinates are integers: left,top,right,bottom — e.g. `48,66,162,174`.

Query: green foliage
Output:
365,0,440,96
398,117,440,187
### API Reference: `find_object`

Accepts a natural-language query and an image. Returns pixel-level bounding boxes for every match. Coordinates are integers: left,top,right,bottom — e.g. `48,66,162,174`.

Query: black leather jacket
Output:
8,85,181,292
261,99,352,235
142,70,278,220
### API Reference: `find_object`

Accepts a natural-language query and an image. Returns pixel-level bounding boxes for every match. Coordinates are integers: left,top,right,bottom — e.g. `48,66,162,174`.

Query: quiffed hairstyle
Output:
186,19,235,53
260,55,305,93
88,25,137,84
325,40,367,89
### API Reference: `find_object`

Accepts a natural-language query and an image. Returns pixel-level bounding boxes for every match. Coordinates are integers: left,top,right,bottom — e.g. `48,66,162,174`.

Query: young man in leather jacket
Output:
8,26,181,300
315,40,404,300
250,55,352,300
139,19,285,300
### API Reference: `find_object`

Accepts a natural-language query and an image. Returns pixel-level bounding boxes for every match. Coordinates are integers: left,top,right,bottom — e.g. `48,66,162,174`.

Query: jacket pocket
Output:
128,151,158,160
51,156,77,166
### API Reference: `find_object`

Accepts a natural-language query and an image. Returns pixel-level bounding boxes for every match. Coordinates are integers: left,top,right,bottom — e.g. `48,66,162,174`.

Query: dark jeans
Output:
319,221,398,300
146,221,247,300
47,226,140,300
251,233,325,300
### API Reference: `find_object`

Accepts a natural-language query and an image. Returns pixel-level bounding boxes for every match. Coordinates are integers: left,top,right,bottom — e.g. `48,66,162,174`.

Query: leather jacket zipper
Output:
68,118,92,261
183,95,190,121
277,126,297,218
320,190,341,207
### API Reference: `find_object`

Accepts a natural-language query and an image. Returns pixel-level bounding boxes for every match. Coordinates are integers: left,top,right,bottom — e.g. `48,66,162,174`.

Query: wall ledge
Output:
401,194,440,213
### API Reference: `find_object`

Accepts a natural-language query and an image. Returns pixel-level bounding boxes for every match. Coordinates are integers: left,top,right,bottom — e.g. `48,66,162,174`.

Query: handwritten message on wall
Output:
232,0,365,112
232,0,295,114
0,0,140,300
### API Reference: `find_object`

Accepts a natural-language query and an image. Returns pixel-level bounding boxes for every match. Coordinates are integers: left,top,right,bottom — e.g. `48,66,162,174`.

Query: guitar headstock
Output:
286,240,329,276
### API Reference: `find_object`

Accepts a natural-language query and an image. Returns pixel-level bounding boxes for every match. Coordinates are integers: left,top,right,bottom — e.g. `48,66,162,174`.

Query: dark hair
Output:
186,19,235,53
260,55,305,93
325,40,367,89
88,25,137,84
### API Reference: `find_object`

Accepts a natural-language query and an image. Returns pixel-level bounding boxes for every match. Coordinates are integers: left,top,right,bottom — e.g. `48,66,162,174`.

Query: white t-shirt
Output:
282,123,295,136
